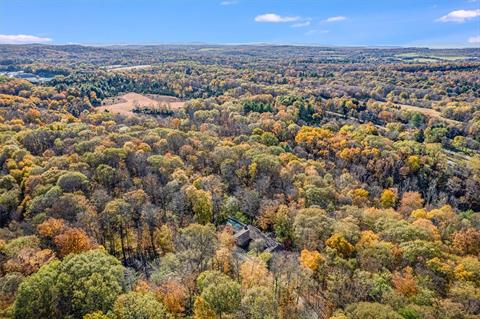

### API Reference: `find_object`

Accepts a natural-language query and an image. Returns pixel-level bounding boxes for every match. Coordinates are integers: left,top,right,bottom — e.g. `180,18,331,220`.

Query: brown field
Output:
97,92,185,116
378,101,461,125
397,103,461,125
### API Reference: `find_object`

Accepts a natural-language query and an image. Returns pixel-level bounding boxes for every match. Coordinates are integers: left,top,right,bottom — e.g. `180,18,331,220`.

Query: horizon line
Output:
0,42,479,50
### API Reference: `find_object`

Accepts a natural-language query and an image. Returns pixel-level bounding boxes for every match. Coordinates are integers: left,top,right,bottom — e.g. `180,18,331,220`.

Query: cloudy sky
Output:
0,0,479,47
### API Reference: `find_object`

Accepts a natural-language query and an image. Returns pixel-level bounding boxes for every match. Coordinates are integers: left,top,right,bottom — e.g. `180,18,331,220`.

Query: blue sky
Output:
0,0,479,47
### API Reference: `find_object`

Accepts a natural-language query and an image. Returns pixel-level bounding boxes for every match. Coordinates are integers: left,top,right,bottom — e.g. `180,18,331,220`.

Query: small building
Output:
226,217,282,252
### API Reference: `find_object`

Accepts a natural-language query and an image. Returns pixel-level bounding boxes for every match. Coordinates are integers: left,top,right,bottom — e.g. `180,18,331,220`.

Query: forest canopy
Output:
0,44,479,319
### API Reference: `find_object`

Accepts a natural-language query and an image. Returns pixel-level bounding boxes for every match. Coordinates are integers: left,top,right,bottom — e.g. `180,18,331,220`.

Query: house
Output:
226,217,282,253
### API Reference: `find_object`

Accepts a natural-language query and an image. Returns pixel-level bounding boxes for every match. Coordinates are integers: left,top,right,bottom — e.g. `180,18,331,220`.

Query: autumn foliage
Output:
0,45,479,318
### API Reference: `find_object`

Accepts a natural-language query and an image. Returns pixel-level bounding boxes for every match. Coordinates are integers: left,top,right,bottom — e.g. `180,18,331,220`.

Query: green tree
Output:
260,132,279,146
112,292,170,319
424,127,448,143
56,249,125,318
14,249,125,319
241,286,276,319
0,174,21,226
14,260,60,319
197,270,241,318
293,208,333,250
186,186,213,224
400,240,441,265
95,164,120,191
57,171,89,193
409,112,425,128
305,186,336,209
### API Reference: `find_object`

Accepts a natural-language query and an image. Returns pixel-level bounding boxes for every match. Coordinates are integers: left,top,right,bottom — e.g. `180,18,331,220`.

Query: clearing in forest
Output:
377,101,461,126
105,65,152,71
98,92,185,116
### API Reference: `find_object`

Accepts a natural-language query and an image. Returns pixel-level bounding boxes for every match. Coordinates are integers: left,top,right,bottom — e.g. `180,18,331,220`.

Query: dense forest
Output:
0,44,479,319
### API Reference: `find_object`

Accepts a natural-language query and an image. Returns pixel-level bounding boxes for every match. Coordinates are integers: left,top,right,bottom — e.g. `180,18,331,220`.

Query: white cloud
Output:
324,16,347,23
469,36,480,44
220,0,237,5
0,34,52,44
291,21,311,28
255,13,300,23
437,9,480,23
305,29,329,36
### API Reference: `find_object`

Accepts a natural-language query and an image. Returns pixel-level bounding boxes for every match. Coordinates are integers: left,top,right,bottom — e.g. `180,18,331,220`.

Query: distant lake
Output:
0,71,54,83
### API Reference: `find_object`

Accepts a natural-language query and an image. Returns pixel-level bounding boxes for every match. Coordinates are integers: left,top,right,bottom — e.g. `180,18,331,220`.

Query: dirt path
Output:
97,92,184,116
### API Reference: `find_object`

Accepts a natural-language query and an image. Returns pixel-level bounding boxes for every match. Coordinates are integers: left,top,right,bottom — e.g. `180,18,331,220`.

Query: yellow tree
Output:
326,233,354,258
156,279,188,315
380,189,397,208
299,249,324,272
239,258,272,289
214,227,235,274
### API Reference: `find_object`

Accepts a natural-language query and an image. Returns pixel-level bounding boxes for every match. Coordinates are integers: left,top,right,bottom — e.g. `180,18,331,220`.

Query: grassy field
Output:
98,92,185,115
377,101,461,125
